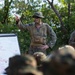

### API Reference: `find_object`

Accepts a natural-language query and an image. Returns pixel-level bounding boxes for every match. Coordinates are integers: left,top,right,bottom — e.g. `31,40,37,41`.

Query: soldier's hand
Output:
41,45,49,50
15,14,20,21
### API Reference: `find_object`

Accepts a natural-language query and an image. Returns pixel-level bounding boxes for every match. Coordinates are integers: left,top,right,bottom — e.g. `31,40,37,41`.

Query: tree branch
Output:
52,0,54,4
47,0,67,33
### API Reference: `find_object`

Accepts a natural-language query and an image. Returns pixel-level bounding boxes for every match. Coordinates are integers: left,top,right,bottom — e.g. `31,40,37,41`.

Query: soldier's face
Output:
33,17,41,24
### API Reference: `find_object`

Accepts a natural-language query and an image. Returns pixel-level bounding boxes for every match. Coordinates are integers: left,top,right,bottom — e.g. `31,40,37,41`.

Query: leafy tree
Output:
46,0,67,33
0,0,75,54
1,0,13,24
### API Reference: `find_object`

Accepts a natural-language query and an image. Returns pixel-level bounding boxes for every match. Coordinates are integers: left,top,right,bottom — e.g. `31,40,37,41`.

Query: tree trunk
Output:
68,2,71,19
2,0,13,24
47,0,67,33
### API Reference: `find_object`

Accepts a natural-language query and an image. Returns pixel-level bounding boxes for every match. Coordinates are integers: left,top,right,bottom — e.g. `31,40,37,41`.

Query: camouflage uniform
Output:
16,12,57,55
69,30,75,48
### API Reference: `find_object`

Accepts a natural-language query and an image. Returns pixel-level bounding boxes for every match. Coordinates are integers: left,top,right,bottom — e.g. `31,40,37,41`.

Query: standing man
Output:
69,30,75,48
15,12,57,55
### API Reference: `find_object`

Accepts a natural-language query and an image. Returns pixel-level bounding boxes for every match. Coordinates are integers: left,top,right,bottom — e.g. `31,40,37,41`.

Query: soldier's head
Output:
5,55,37,75
33,52,47,66
32,12,44,24
22,54,37,69
17,66,43,75
5,55,27,75
49,45,75,75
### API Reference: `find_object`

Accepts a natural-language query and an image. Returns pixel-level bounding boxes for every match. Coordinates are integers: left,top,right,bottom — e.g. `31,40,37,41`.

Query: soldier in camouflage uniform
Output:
69,30,75,48
15,12,57,55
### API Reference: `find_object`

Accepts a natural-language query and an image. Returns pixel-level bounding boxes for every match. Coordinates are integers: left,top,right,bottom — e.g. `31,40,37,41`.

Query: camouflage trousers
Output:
28,46,46,55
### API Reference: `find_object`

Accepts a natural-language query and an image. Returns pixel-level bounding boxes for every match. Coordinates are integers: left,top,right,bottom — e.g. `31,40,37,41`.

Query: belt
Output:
30,42,45,47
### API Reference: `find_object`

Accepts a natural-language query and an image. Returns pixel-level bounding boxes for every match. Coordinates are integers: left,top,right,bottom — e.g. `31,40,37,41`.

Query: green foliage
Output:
65,0,75,3
58,0,75,3
0,0,75,54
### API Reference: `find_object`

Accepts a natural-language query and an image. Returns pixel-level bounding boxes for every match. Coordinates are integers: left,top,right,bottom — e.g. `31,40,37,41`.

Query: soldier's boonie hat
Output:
32,12,44,18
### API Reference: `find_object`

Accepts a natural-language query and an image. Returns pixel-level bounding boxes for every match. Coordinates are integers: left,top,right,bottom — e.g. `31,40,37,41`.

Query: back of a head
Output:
58,45,75,75
22,54,37,68
33,52,47,66
5,55,36,75
17,66,43,75
49,45,75,75
58,45,75,58
41,61,60,75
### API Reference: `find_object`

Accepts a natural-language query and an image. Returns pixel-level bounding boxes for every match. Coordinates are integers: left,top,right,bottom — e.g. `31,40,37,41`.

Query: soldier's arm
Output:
16,20,29,30
46,24,57,48
15,15,30,30
69,31,75,47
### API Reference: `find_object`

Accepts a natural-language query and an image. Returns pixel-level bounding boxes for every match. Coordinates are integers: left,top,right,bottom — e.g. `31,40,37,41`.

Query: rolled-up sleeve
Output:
16,20,30,30
46,24,57,48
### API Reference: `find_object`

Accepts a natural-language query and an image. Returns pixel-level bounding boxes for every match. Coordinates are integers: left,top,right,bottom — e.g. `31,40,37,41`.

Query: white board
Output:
0,33,20,75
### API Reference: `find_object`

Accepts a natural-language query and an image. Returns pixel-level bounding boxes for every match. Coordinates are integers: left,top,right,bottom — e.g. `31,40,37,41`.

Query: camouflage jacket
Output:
69,30,75,48
17,20,57,48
